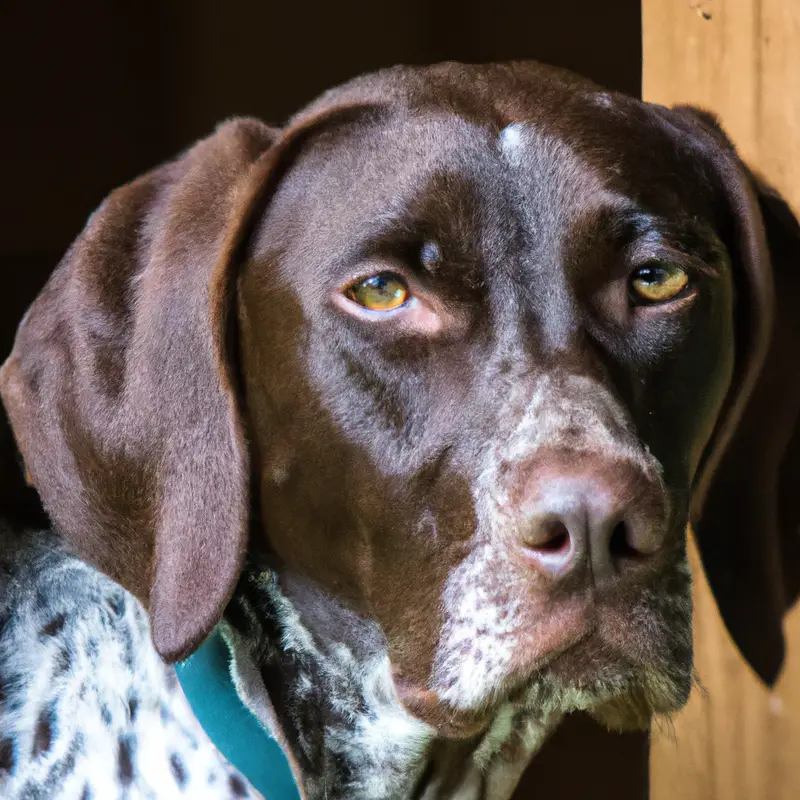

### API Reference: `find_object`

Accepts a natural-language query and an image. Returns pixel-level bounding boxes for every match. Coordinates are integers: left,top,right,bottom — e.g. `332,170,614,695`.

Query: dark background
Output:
0,3,648,796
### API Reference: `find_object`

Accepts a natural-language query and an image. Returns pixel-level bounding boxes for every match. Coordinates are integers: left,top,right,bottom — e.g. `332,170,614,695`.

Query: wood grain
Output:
643,1,800,797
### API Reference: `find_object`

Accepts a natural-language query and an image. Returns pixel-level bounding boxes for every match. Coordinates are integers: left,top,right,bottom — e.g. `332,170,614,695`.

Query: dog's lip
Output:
391,624,600,740
390,568,690,738
391,599,683,738
391,680,490,740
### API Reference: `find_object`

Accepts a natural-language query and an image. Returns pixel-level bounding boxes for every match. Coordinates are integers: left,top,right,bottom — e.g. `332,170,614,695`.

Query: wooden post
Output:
644,2,800,798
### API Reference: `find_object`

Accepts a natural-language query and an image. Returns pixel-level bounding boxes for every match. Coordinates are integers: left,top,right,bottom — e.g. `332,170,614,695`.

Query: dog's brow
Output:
333,173,486,269
630,221,727,270
602,208,727,267
597,209,671,246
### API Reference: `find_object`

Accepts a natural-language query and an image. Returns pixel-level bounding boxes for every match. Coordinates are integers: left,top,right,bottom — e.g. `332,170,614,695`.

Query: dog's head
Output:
2,62,798,737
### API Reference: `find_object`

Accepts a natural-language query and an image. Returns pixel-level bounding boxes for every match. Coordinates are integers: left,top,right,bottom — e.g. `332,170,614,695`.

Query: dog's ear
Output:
0,104,378,663
0,118,282,662
666,105,800,685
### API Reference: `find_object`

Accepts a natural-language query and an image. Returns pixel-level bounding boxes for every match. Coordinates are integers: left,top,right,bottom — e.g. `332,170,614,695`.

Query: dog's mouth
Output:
395,582,694,740
398,637,692,741
522,625,694,731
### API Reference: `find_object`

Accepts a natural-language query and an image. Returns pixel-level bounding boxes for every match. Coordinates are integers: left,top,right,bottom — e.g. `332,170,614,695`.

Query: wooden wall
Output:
643,1,800,797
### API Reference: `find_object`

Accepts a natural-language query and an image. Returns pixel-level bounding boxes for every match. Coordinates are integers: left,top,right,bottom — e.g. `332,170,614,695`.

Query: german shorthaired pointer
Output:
1,61,799,799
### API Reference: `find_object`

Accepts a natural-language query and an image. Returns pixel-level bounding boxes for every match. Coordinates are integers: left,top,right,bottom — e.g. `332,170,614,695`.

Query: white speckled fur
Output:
432,543,521,711
0,529,259,800
225,568,563,800
225,573,438,800
431,372,665,715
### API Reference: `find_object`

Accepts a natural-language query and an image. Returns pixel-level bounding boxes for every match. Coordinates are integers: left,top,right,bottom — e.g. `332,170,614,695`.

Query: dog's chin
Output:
395,558,695,739
396,626,693,741
395,661,691,743
531,632,694,732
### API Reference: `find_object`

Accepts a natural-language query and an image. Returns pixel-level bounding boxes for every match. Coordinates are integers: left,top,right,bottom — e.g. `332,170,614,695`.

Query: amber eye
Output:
630,263,689,304
345,273,410,311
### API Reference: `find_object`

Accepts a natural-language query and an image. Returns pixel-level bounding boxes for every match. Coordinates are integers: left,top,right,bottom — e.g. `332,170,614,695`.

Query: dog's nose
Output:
517,458,667,583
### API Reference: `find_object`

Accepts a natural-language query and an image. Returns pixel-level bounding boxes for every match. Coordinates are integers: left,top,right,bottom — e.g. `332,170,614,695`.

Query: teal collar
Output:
175,628,301,800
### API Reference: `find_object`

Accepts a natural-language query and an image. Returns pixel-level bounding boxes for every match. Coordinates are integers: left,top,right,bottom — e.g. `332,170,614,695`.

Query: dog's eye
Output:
630,263,689,304
345,273,410,311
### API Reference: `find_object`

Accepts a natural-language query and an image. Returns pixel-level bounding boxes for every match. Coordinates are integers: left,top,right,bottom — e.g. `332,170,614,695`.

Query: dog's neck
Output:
222,567,559,800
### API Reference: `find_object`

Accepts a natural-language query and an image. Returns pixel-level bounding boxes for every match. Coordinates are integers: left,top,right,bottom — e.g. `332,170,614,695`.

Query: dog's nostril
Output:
533,520,571,553
609,521,640,559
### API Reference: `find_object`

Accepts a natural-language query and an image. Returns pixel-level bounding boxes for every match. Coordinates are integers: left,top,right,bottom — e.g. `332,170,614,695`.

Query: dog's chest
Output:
1,538,556,800
0,534,258,800
309,672,556,800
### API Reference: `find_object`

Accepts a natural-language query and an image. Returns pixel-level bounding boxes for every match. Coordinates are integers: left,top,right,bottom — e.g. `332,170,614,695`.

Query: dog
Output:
1,60,799,799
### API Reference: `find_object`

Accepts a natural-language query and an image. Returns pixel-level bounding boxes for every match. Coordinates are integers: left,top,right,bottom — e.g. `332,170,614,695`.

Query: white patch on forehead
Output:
593,91,614,109
496,120,615,352
498,122,526,160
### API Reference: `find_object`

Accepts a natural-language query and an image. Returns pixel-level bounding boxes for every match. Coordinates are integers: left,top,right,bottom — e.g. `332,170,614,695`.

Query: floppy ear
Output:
667,105,800,685
0,118,280,662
